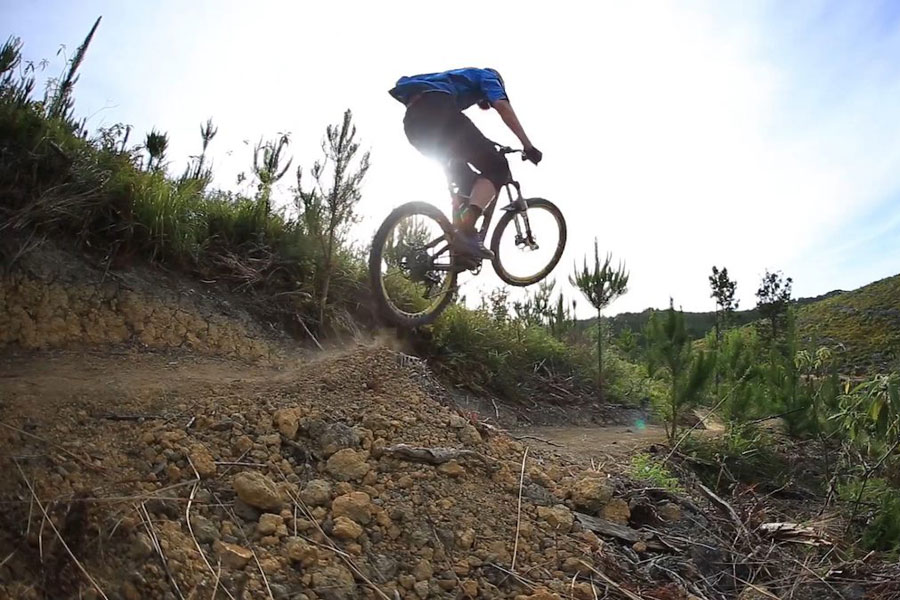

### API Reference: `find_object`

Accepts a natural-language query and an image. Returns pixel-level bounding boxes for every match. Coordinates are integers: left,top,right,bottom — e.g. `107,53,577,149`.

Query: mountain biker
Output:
389,67,542,262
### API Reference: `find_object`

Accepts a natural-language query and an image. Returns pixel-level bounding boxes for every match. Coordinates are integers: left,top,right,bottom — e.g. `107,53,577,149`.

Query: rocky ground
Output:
2,345,898,600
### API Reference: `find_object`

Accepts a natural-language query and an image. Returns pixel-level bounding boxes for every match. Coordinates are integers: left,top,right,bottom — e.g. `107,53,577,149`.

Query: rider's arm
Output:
492,100,534,150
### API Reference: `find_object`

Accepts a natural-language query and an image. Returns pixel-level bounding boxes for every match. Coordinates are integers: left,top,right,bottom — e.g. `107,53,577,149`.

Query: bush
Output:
839,477,900,553
629,453,682,492
680,427,788,491
424,304,596,398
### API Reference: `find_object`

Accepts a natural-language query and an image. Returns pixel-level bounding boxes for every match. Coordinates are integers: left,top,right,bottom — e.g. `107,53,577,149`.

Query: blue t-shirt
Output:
389,68,508,110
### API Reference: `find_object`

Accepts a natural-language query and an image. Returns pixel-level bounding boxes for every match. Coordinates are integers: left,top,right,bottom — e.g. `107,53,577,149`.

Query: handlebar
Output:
497,146,523,156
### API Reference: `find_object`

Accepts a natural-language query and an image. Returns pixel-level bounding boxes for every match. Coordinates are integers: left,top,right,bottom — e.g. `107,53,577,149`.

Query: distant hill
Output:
582,275,898,373
796,274,900,373
591,290,841,340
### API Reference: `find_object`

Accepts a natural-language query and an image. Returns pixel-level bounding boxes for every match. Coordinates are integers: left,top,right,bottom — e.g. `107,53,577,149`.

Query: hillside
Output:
796,273,900,372
601,290,843,340
591,279,897,373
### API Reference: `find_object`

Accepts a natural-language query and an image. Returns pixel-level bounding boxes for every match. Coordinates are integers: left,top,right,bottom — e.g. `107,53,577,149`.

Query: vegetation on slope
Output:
796,274,900,373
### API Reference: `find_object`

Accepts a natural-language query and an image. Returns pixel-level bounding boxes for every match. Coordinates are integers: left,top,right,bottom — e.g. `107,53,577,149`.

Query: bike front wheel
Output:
369,201,458,328
489,198,567,287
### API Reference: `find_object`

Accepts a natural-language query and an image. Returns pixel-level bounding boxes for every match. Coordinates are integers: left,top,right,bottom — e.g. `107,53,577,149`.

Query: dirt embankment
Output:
0,243,283,360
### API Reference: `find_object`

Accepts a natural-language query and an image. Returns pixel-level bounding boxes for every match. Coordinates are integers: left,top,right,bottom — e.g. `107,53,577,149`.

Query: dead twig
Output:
138,501,185,600
578,560,647,600
297,314,324,351
511,447,529,572
697,482,751,539
15,461,110,600
2,421,105,472
382,444,493,467
184,459,236,600
274,468,392,600
510,434,565,448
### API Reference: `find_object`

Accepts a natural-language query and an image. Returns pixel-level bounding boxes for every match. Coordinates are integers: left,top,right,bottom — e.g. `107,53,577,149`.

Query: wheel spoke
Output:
491,200,566,286
373,210,456,320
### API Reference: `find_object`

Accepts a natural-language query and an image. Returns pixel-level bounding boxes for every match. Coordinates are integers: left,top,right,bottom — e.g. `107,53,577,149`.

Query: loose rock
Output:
257,513,283,536
570,476,613,512
537,504,574,532
273,408,300,439
188,444,217,478
333,516,364,539
602,498,631,525
285,536,318,567
215,541,253,569
300,478,333,506
658,502,683,522
233,471,282,511
458,424,482,445
319,423,360,456
326,448,370,481
332,491,372,525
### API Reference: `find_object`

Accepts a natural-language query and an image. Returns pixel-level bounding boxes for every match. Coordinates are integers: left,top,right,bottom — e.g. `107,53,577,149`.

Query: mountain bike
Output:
369,147,567,327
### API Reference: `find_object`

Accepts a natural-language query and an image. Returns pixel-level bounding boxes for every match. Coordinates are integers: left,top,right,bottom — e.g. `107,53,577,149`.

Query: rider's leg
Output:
459,177,496,230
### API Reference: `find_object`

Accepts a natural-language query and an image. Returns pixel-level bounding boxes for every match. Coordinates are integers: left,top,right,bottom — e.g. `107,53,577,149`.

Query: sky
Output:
3,0,900,316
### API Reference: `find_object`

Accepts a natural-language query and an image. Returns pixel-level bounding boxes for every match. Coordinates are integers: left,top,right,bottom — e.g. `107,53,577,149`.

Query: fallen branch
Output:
574,512,641,543
758,522,832,547
98,413,167,422
510,434,565,448
382,444,493,466
696,483,751,539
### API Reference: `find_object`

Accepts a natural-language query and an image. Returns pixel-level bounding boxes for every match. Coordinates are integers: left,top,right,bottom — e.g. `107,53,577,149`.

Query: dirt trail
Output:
514,425,668,465
1,346,891,600
1,346,680,600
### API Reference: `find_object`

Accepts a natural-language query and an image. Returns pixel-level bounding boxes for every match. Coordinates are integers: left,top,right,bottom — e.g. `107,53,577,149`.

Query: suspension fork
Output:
502,182,537,248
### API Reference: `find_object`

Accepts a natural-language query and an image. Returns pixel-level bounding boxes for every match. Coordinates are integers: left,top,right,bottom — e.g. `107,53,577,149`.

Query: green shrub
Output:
629,453,682,492
839,477,900,553
424,304,598,399
680,427,788,491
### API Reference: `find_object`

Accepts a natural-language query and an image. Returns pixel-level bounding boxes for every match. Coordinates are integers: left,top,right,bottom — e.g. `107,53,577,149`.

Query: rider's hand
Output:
523,146,543,165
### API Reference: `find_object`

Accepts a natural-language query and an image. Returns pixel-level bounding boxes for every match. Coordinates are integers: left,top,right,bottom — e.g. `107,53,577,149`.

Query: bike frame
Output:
425,148,536,272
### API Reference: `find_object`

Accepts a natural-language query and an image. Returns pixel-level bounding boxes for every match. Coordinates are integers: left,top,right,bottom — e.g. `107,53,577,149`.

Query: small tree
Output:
755,269,793,347
144,128,169,171
47,16,101,121
709,266,739,395
253,133,292,214
181,118,218,187
709,266,739,342
646,300,715,441
297,109,370,328
570,240,629,396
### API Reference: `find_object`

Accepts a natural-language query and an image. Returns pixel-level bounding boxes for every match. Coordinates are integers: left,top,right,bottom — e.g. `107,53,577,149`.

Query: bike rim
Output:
376,212,455,319
495,205,563,283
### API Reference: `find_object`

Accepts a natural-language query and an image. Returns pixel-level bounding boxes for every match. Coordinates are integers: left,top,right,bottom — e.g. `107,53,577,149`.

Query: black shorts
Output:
403,92,511,189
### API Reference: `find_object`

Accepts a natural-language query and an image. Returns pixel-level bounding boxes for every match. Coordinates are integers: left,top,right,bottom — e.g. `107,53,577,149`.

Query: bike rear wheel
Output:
369,201,458,327
489,198,567,287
